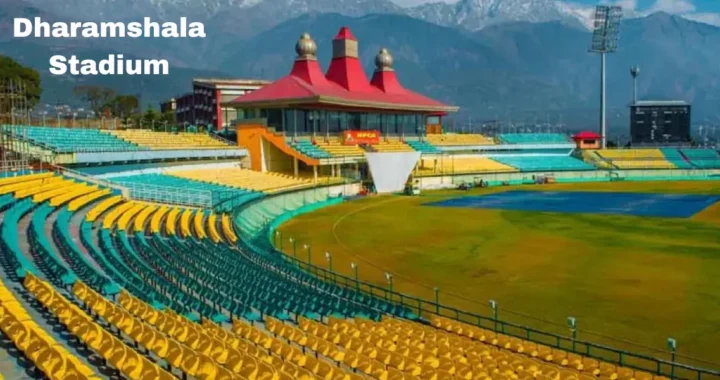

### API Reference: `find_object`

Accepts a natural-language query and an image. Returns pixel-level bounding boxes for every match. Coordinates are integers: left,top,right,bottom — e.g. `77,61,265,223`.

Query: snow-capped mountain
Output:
21,0,591,33
407,0,592,31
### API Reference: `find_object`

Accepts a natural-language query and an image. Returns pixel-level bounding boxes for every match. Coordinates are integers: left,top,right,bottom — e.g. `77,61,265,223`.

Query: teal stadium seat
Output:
288,139,333,159
1,125,143,153
491,155,595,171
407,140,440,153
498,133,570,144
680,149,720,169
660,148,694,169
111,174,262,211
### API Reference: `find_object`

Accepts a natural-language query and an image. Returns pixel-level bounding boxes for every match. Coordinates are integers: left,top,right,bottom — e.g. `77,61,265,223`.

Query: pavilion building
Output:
228,27,458,178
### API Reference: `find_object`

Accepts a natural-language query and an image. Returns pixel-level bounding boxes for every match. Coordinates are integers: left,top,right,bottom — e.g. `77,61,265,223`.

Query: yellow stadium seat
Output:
193,210,207,240
117,203,146,231
416,156,516,176
165,208,181,235
102,201,135,229
426,134,494,146
69,189,112,212
168,168,314,193
134,204,158,233
1,176,62,196
221,214,238,243
207,213,222,243
49,184,98,207
180,209,193,238
594,149,675,169
86,195,123,222
106,129,232,150
150,206,169,234
0,171,53,186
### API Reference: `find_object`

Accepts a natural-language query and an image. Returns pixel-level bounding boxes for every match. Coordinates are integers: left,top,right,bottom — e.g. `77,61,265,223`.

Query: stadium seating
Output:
23,275,175,380
660,148,694,169
106,129,233,150
406,140,440,153
0,277,99,379
315,137,366,157
169,168,316,193
491,155,596,171
2,125,141,153
426,133,494,146
416,156,517,175
110,173,260,210
372,140,414,152
288,138,333,159
595,149,676,169
680,149,720,169
497,133,570,144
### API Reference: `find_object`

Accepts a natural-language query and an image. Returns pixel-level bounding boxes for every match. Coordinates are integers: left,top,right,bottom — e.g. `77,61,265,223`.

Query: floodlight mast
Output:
589,5,622,149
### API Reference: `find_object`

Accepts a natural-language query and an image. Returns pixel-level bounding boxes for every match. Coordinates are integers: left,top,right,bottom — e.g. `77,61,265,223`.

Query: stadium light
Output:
351,262,359,290
325,252,333,272
303,244,311,266
567,317,578,351
589,5,623,149
667,338,677,378
434,287,440,313
275,230,282,249
489,300,498,332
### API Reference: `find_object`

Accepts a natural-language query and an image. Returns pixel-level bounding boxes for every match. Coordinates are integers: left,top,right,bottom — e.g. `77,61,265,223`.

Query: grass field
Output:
276,181,720,369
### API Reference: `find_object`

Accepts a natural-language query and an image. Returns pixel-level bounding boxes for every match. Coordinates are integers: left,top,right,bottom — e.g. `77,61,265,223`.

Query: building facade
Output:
630,100,691,145
163,78,270,131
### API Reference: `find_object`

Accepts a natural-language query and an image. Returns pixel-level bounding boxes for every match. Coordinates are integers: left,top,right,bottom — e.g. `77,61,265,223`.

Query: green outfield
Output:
276,181,720,368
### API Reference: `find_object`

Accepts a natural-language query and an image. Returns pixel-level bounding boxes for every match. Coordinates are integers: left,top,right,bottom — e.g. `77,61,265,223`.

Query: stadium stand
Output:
498,133,570,144
23,275,174,380
595,149,676,169
372,140,414,152
660,148,694,169
416,156,517,175
0,277,99,379
169,168,316,193
106,129,233,150
1,125,141,153
315,137,366,157
406,140,441,153
491,155,596,171
288,138,334,159
426,133,494,146
110,173,260,210
680,149,720,169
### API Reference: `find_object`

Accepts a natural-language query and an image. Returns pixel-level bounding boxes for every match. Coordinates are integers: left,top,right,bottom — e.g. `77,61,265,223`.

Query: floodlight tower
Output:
589,5,623,149
630,65,640,104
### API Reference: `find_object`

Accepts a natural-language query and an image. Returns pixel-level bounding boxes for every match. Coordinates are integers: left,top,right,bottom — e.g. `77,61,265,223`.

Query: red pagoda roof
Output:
228,27,458,113
572,131,601,140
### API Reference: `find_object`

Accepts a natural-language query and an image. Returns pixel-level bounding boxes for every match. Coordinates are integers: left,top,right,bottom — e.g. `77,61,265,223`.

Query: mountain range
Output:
3,0,720,132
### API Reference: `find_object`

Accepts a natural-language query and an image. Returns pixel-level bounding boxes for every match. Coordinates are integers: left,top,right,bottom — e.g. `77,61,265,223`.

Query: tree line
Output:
72,85,176,129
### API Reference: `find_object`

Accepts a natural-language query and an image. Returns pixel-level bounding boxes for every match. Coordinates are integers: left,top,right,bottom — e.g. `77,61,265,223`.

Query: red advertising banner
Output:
343,130,380,145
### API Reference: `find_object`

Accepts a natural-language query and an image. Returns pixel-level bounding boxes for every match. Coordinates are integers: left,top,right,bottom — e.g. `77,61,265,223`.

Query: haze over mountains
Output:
2,0,720,130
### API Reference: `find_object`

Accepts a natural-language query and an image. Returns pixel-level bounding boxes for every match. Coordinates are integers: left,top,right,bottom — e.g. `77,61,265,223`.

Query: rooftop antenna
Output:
589,5,623,149
630,65,640,104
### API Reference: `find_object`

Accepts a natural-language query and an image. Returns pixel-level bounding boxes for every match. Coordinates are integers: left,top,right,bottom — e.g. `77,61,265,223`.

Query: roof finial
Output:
375,48,394,71
295,33,317,60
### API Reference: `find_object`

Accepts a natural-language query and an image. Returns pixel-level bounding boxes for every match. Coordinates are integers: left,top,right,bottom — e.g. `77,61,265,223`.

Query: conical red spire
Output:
325,26,374,92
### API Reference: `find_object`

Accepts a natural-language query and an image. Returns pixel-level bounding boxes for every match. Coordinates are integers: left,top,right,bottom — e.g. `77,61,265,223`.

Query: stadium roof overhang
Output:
225,95,458,114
